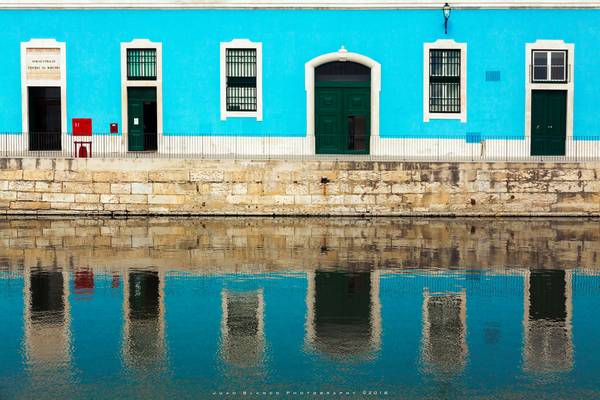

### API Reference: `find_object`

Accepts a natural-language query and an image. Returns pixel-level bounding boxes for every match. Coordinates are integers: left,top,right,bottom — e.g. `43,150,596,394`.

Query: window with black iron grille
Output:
429,49,461,114
127,49,157,80
226,48,257,112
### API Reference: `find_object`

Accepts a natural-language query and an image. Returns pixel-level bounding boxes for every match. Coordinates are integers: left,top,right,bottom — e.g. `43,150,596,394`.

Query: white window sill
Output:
221,111,262,121
424,113,467,123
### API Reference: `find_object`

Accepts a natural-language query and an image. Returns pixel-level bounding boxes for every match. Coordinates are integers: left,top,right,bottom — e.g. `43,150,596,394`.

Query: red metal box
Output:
72,118,92,136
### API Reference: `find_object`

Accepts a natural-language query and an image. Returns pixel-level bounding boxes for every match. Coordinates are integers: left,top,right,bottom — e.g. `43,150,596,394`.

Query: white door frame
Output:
525,40,574,143
121,39,163,151
21,38,67,150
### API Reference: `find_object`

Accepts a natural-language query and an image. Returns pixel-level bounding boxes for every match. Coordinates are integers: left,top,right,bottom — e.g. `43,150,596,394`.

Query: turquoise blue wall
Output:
1,10,600,139
0,10,600,137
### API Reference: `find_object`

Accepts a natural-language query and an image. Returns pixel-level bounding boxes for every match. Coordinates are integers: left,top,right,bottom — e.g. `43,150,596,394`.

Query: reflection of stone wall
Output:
0,158,600,216
1,218,600,274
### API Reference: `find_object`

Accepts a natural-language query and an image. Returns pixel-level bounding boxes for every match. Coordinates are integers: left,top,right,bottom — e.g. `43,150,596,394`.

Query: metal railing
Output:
1,132,600,162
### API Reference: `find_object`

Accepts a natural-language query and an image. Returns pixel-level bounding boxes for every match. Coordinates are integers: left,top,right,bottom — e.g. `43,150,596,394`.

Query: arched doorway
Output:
315,62,371,154
305,48,381,156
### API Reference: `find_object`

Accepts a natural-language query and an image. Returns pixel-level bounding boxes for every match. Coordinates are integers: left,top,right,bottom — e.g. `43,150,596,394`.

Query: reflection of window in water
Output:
305,271,381,359
421,290,467,374
524,270,573,372
220,289,264,369
124,271,164,369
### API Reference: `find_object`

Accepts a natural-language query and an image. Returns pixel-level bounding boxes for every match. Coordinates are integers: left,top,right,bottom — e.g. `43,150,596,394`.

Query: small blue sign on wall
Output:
466,132,482,143
486,71,501,81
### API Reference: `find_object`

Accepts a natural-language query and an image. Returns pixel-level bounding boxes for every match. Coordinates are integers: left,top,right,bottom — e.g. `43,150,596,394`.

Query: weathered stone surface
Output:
42,193,75,203
0,170,23,180
110,183,131,194
9,181,35,192
35,181,62,193
100,194,119,204
17,192,42,201
1,157,599,215
75,194,100,203
190,170,224,182
118,194,147,204
23,169,53,181
131,183,152,194
0,191,17,201
10,201,50,210
153,183,197,195
149,171,189,182
148,194,185,205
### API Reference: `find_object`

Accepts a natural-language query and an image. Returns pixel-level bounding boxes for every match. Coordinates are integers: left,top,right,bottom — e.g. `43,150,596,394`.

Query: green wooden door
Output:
531,90,567,156
128,87,157,151
316,83,370,155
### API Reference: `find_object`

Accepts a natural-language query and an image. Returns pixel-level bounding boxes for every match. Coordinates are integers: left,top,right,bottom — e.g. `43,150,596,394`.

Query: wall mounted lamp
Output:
443,3,451,34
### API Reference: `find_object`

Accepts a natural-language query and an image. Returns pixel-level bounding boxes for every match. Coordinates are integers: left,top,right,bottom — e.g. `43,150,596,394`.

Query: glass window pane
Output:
551,51,566,66
347,115,367,151
533,52,547,67
551,66,565,81
533,65,548,81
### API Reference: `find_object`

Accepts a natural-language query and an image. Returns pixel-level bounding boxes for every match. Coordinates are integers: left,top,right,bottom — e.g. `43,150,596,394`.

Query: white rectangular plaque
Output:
26,48,61,81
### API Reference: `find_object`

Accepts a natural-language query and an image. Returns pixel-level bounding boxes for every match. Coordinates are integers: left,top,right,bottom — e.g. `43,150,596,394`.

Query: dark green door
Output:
128,87,157,152
316,83,370,155
531,90,567,156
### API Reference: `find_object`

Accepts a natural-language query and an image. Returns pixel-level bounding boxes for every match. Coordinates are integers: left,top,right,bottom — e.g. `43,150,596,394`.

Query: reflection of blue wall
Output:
1,10,600,139
70,274,123,386
0,275,25,396
2,271,600,398
572,275,600,388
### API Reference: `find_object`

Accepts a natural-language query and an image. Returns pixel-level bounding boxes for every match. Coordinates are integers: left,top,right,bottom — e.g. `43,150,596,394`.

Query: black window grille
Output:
429,49,461,114
226,48,257,112
127,49,157,80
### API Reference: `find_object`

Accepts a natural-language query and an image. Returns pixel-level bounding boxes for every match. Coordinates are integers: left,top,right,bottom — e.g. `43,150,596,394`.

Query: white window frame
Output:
525,40,574,140
220,39,263,121
20,38,67,136
120,39,163,137
531,50,568,83
423,39,467,123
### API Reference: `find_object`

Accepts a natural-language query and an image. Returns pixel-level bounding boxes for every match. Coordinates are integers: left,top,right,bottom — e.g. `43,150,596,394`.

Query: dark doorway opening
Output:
315,62,371,155
28,86,62,151
128,87,158,151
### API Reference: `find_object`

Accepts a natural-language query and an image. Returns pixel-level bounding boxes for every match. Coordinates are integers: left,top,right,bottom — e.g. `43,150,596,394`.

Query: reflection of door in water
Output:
313,271,372,356
28,87,62,151
531,90,567,156
315,61,370,155
128,87,157,151
524,270,573,372
126,271,163,368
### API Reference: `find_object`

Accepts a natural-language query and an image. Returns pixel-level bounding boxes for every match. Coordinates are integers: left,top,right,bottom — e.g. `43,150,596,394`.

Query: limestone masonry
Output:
0,157,599,216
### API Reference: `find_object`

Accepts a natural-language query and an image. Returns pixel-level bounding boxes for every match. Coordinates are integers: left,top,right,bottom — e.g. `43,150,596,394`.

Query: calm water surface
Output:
1,217,600,399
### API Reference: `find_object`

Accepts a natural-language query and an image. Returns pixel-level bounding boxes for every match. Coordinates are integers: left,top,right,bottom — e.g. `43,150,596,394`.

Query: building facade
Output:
1,1,600,158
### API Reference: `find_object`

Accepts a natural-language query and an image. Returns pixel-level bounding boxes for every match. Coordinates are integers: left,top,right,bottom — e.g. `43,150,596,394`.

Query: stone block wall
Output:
0,157,599,216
